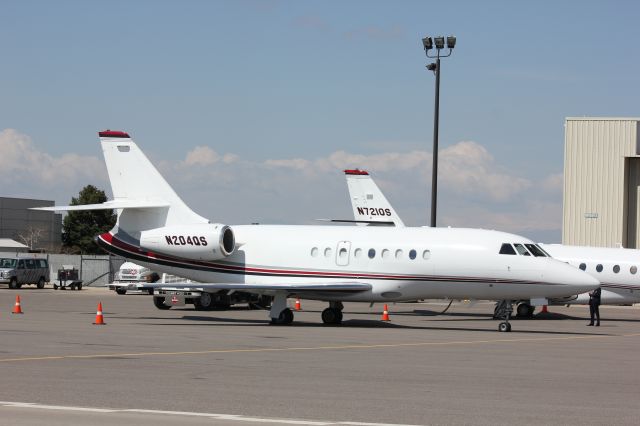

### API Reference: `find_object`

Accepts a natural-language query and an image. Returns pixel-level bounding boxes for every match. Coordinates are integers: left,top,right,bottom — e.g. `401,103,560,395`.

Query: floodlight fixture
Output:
422,37,433,51
434,36,445,49
446,35,456,49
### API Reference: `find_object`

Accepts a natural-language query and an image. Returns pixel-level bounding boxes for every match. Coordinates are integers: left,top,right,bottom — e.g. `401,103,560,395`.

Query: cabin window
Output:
381,249,390,259
613,265,620,273
513,243,531,256
310,247,319,257
525,244,547,257
579,263,587,271
368,248,376,259
354,248,363,258
499,243,516,255
596,264,603,273
423,250,431,260
324,248,332,258
338,248,348,260
395,249,403,259
631,266,638,275
409,249,417,260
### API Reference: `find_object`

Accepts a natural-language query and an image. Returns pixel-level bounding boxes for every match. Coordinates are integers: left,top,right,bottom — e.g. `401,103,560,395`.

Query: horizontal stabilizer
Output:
31,200,170,212
316,218,395,226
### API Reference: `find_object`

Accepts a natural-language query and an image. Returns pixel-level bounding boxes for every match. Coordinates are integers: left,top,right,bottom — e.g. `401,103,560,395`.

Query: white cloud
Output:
263,141,530,201
439,141,531,201
0,129,107,200
541,173,563,194
181,146,239,167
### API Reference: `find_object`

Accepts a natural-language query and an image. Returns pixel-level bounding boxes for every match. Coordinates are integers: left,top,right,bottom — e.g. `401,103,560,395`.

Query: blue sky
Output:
1,0,639,242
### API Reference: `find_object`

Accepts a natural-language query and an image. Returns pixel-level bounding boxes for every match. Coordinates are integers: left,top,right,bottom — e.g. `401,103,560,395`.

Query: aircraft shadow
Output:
124,315,611,336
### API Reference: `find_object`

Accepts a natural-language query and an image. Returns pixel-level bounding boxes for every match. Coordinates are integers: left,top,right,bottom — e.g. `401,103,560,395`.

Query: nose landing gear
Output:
494,300,513,332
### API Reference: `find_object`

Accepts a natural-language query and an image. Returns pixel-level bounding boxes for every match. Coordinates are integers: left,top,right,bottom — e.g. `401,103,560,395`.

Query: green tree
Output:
62,185,116,254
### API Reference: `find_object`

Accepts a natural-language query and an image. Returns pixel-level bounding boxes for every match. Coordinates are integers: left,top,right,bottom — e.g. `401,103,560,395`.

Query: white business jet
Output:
35,132,598,332
343,169,640,316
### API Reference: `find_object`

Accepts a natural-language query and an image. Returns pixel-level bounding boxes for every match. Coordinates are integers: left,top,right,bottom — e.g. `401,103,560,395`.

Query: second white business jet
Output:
36,131,598,332
343,169,640,316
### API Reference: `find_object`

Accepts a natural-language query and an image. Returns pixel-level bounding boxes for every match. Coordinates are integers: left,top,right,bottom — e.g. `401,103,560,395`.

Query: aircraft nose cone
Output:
568,268,600,294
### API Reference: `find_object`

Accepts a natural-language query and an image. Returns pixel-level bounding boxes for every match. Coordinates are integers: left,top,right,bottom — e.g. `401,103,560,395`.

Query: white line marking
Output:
0,401,422,425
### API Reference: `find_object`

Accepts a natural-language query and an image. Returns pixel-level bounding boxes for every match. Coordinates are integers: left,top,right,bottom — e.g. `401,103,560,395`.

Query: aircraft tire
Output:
498,322,511,332
321,308,342,325
116,288,127,295
271,308,294,325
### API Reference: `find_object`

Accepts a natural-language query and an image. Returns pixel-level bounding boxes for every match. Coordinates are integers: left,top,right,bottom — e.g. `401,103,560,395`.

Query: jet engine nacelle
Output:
140,224,235,261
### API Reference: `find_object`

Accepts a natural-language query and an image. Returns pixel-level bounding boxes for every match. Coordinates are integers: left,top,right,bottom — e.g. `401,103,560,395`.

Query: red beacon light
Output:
99,130,130,138
344,169,369,175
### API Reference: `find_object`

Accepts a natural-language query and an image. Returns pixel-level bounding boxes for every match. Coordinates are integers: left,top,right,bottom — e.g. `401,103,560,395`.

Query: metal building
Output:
0,197,62,252
562,117,640,248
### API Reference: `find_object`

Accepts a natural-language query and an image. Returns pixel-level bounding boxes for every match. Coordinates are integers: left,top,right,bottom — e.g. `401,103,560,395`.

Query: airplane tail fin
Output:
344,169,405,227
34,130,208,235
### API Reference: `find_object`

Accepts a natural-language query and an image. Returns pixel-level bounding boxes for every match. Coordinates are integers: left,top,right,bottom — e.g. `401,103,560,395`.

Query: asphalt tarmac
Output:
1,287,639,426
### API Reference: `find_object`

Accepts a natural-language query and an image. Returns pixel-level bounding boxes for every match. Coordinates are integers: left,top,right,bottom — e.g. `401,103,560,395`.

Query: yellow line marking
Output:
1,333,639,363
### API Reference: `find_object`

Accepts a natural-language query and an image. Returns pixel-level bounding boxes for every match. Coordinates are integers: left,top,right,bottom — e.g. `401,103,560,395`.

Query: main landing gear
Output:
321,302,343,325
269,294,345,326
494,300,513,332
270,293,294,325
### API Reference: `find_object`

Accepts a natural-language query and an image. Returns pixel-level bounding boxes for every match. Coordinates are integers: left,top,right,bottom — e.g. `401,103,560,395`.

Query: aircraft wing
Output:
143,281,372,295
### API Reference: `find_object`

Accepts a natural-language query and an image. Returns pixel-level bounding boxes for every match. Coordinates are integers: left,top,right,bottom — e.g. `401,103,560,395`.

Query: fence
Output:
0,252,127,287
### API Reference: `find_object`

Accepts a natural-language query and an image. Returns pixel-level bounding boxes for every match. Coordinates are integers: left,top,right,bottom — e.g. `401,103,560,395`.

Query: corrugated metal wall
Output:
0,252,126,286
562,118,639,247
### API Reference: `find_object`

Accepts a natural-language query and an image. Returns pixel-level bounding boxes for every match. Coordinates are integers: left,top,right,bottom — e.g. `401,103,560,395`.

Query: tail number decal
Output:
165,236,208,246
357,207,392,216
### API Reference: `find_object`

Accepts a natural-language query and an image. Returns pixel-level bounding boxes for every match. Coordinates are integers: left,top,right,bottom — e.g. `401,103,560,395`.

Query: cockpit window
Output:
536,245,551,257
499,243,516,255
525,244,547,257
513,243,531,256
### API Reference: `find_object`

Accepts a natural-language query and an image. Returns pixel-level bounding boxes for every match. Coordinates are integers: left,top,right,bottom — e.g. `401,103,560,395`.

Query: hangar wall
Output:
562,118,640,248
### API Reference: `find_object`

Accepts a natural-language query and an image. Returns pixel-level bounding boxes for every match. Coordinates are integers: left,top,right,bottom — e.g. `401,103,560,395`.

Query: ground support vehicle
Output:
52,266,83,290
108,262,159,295
152,288,272,311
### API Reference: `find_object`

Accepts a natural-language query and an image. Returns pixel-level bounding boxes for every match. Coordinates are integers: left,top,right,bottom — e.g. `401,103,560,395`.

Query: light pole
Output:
423,35,456,227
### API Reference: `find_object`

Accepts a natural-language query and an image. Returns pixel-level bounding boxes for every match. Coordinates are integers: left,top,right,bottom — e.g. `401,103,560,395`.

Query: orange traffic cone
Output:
294,298,301,311
93,302,106,325
12,295,23,314
541,305,549,314
381,304,390,321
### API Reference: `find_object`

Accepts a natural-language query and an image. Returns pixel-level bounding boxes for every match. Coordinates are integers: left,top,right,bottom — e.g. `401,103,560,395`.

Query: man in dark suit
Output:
588,287,602,326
